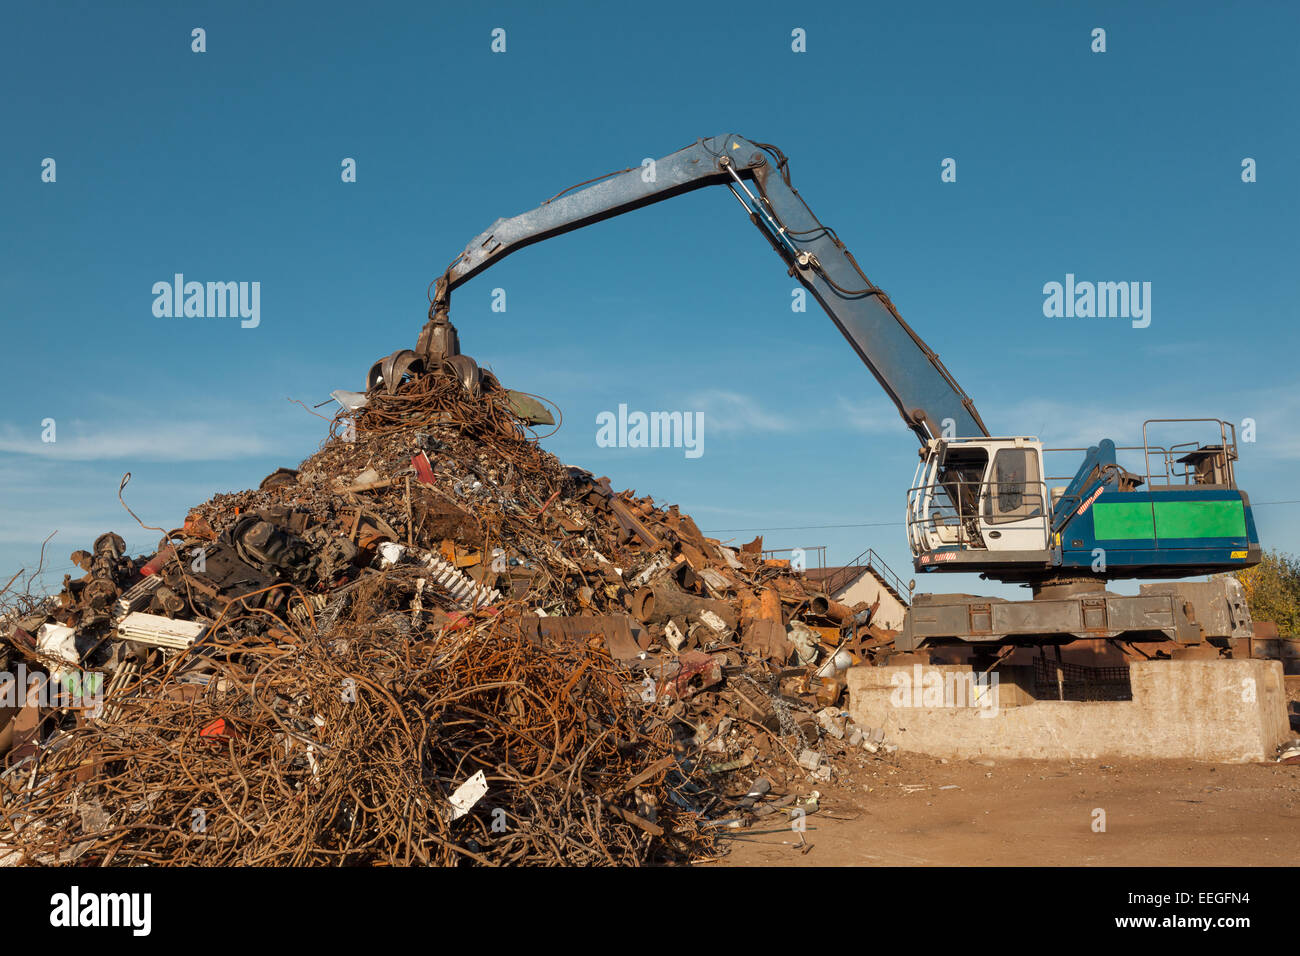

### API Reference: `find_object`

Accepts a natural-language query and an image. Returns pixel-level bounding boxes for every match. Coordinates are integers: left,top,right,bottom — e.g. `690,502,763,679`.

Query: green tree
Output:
1229,549,1300,638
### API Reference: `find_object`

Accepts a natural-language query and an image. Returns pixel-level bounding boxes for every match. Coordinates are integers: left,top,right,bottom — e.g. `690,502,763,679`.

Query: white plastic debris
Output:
116,612,207,650
36,623,79,682
797,748,823,771
786,621,820,666
330,389,369,411
449,770,488,820
861,726,889,753
816,707,846,740
664,620,686,652
698,610,727,633
377,542,406,569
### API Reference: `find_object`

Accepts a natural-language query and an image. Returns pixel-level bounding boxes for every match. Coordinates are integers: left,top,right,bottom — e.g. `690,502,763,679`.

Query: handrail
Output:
760,546,828,577
824,547,910,604
1142,419,1237,488
906,477,1051,553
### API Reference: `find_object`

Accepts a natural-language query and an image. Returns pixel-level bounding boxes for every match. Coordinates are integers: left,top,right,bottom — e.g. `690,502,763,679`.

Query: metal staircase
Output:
822,548,910,607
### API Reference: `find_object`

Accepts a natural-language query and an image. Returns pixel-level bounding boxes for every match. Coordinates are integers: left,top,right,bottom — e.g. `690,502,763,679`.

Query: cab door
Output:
978,445,1049,552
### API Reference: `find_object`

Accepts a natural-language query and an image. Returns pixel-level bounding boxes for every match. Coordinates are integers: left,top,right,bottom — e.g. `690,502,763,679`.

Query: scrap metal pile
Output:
0,339,896,866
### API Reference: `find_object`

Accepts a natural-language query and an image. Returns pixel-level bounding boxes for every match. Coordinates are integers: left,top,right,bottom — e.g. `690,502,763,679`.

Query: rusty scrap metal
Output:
0,338,883,867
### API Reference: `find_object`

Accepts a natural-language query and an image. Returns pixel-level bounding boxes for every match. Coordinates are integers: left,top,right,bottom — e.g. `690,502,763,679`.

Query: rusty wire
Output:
0,594,711,866
331,373,526,444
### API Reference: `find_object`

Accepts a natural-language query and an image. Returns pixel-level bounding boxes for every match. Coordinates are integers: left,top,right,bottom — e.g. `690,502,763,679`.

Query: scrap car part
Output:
228,515,313,580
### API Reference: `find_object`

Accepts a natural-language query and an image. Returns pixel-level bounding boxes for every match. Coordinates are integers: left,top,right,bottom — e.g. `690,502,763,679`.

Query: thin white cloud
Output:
987,385,1300,465
834,395,897,434
994,398,1143,449
686,389,800,435
0,421,276,461
1232,384,1300,463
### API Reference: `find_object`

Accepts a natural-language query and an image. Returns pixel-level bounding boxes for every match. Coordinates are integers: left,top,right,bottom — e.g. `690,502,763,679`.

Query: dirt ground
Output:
708,751,1300,866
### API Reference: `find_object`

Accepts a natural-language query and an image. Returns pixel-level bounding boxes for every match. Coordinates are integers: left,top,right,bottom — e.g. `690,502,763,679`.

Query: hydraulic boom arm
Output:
425,134,989,445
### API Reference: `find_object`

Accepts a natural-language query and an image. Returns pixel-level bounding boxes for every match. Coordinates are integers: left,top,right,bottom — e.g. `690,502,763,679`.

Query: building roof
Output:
802,565,864,588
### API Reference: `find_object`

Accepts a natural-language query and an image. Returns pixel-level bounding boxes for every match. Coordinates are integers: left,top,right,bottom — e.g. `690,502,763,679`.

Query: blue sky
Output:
2,0,1297,599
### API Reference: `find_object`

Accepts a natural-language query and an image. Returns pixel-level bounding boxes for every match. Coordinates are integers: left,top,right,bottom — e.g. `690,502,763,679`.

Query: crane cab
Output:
907,421,1260,580
907,437,1052,571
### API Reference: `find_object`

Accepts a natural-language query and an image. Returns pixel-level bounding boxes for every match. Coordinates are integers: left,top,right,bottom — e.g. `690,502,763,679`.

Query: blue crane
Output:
374,134,1259,654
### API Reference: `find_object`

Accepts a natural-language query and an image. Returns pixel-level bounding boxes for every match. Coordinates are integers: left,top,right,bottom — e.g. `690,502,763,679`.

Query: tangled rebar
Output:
1,594,712,866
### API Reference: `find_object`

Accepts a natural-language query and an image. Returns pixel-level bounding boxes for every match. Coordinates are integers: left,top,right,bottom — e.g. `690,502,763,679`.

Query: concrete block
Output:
845,658,1288,763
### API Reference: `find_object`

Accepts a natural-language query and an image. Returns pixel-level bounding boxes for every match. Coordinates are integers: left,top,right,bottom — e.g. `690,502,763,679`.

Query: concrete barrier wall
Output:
846,659,1289,763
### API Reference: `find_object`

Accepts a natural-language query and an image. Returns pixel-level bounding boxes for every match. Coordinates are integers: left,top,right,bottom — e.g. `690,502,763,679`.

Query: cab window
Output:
984,448,1041,524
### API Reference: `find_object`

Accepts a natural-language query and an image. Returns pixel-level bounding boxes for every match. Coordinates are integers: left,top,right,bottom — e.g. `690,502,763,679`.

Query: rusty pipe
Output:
809,594,852,624
632,579,738,629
